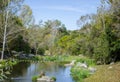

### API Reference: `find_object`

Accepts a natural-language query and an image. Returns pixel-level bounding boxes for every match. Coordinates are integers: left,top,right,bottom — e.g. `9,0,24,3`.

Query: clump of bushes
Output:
71,68,90,82
32,72,56,82
42,55,64,62
76,58,95,66
32,72,45,82
51,76,56,81
32,75,39,82
0,60,18,81
71,58,96,82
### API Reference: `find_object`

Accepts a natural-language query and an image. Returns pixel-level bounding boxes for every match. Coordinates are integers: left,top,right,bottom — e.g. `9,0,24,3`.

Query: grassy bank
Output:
33,55,86,62
84,62,120,82
70,58,95,82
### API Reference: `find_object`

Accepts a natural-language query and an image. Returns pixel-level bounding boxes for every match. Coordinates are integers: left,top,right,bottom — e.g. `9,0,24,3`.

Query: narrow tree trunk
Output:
35,48,38,55
1,11,9,60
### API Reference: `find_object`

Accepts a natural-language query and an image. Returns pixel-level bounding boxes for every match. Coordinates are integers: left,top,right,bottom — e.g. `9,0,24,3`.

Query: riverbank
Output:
0,59,18,81
69,57,120,82
84,62,120,82
70,58,96,82
2,55,120,82
29,55,87,62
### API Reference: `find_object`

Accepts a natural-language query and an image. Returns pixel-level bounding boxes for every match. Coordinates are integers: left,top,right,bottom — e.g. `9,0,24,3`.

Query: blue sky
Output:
24,0,101,30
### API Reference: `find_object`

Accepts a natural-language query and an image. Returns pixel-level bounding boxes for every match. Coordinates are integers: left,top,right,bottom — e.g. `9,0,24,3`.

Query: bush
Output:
43,56,58,61
33,56,41,61
71,68,90,82
51,76,56,81
32,75,39,82
76,58,95,66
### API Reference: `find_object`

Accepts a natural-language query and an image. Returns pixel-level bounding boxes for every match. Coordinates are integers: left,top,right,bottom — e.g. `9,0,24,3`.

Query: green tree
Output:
0,0,24,60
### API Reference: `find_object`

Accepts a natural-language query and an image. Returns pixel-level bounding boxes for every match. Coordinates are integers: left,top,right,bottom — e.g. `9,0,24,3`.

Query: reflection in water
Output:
5,62,74,82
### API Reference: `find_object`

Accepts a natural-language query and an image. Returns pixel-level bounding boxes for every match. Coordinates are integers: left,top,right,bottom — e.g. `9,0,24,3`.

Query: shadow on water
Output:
5,62,74,82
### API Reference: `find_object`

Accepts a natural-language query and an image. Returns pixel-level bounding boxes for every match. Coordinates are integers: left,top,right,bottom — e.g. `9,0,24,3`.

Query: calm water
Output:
5,62,74,82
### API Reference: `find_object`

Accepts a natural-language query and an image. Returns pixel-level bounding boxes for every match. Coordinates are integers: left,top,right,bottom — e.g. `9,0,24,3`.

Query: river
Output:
5,62,74,82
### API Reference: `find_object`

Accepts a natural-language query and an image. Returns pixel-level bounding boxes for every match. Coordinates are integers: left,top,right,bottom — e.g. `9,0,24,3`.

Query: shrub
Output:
76,58,95,66
32,75,39,82
71,68,90,82
51,76,56,81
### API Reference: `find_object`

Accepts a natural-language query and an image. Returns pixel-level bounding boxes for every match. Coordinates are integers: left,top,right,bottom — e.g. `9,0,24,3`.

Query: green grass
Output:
34,55,86,62
63,55,86,62
76,58,95,66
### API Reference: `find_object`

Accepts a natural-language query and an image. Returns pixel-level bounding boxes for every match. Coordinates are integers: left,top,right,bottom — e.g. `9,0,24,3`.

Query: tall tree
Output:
19,5,34,27
0,0,24,60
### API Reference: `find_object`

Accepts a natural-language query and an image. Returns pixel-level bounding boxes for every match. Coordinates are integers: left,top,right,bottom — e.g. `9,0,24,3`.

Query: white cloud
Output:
34,5,84,13
46,6,83,12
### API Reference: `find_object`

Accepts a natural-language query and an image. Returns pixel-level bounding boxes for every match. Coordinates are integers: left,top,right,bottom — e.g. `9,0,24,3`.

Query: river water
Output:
5,62,74,82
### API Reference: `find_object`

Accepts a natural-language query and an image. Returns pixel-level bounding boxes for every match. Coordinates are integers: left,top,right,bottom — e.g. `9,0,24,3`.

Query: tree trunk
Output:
35,48,38,55
1,11,9,60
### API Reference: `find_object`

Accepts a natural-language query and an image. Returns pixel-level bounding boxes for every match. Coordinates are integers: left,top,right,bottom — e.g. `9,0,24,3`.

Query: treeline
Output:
74,0,120,64
67,0,120,64
0,0,69,59
0,0,120,64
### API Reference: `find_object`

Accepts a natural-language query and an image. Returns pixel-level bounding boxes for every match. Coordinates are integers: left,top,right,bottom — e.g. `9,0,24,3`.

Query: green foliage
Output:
32,75,39,82
0,60,18,81
93,32,110,63
31,55,86,62
57,31,81,55
51,76,56,81
76,58,95,66
70,0,120,64
71,58,95,82
71,68,90,82
37,48,45,55
43,55,62,62
0,0,119,65
0,60,17,68
9,35,30,53
32,56,40,61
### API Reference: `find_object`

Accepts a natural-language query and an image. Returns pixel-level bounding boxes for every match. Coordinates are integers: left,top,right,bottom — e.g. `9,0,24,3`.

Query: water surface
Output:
6,62,74,82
